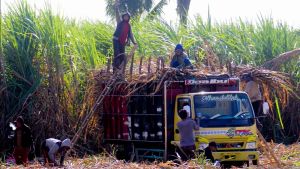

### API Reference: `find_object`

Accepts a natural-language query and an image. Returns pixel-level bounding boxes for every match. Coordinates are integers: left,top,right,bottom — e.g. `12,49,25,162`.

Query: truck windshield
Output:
194,93,255,127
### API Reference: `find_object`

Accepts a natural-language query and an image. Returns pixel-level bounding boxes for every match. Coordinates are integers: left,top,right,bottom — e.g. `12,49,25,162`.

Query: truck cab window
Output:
194,93,255,127
177,98,191,118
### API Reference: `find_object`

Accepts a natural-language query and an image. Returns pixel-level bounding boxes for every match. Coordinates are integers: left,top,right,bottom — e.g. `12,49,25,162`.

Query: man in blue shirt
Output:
170,44,193,69
177,109,199,160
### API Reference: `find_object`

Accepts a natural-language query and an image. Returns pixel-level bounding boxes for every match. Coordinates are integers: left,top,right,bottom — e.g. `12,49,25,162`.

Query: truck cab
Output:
173,91,259,164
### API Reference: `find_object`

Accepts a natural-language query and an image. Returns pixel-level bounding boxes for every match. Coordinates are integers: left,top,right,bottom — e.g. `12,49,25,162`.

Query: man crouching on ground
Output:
41,138,71,166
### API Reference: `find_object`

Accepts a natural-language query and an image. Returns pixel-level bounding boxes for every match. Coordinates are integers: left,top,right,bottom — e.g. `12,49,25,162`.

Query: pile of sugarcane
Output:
86,60,299,142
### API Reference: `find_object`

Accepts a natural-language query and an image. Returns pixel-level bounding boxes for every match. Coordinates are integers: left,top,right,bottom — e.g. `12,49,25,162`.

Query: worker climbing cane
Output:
112,0,137,73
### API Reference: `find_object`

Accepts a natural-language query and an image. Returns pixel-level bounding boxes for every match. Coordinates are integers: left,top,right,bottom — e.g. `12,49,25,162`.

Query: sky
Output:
1,0,300,28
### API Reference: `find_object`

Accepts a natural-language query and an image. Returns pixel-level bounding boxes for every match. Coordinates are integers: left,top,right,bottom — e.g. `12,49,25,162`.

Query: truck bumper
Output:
213,150,259,162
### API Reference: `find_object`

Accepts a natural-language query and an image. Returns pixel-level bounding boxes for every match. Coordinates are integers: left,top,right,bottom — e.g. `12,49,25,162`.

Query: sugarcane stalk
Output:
139,56,143,74
262,48,300,71
129,53,134,80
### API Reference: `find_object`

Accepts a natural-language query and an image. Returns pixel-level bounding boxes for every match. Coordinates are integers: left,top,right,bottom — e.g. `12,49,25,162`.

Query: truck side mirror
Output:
175,129,179,134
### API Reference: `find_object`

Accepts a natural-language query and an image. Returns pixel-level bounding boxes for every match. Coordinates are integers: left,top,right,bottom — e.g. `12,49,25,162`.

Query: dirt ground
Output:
2,143,300,169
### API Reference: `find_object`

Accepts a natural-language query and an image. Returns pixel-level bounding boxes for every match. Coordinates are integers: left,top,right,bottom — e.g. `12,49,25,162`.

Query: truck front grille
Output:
217,142,244,149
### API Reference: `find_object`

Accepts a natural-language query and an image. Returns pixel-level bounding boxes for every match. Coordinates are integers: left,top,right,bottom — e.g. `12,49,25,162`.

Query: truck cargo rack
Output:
101,113,162,116
135,148,165,161
104,139,163,143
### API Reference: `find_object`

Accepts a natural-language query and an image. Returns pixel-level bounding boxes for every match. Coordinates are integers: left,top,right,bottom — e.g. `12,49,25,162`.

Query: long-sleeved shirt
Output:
113,21,135,45
177,118,199,147
245,80,262,102
170,53,192,68
45,138,61,164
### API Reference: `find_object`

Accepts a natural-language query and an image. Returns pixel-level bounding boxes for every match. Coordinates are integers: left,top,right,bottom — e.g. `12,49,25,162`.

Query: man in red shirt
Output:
112,2,137,73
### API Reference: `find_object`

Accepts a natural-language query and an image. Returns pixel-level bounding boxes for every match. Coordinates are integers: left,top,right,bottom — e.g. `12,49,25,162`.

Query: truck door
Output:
174,97,192,142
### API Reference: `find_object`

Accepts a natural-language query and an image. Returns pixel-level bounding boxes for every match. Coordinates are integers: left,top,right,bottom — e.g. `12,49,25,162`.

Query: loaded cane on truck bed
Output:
100,73,249,163
71,45,137,150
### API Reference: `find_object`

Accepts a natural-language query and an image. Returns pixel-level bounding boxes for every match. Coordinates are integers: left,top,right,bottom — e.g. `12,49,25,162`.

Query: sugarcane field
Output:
1,0,300,168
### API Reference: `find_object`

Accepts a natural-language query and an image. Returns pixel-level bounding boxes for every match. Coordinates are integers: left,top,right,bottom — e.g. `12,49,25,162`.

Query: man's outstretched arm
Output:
115,0,121,24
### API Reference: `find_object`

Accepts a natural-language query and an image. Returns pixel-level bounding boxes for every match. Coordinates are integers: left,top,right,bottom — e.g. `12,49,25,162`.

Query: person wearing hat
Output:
12,116,33,166
112,1,137,73
170,44,193,69
41,138,71,166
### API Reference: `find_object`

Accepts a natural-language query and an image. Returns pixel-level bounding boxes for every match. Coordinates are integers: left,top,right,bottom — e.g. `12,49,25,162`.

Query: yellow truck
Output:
101,74,259,165
173,91,259,165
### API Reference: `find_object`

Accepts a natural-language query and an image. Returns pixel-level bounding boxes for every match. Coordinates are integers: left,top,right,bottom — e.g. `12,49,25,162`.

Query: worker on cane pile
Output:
112,0,137,73
41,138,71,166
242,73,262,116
177,109,199,160
12,116,33,166
242,73,275,141
170,44,193,69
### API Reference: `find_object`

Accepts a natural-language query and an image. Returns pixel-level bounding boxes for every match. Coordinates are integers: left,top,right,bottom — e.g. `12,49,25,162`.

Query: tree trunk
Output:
177,0,191,26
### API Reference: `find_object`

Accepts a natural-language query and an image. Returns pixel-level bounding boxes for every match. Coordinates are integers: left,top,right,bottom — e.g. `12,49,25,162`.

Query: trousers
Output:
13,147,30,165
113,39,126,72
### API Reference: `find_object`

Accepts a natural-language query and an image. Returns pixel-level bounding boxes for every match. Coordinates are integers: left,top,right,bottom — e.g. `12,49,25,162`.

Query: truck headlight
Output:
199,143,208,150
245,142,256,149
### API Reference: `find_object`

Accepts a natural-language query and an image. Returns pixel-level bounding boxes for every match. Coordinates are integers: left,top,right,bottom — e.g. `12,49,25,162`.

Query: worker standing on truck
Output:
177,109,199,160
243,73,262,116
112,0,137,73
41,138,71,166
170,44,193,69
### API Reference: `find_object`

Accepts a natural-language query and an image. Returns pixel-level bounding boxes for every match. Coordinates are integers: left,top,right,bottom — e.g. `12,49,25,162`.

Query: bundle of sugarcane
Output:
91,64,299,132
93,65,297,104
235,65,298,113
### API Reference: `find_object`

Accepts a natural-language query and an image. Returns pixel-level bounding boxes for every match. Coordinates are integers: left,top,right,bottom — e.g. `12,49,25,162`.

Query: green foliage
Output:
0,0,299,142
105,0,168,22
177,0,191,26
194,152,207,165
1,1,113,122
2,0,41,118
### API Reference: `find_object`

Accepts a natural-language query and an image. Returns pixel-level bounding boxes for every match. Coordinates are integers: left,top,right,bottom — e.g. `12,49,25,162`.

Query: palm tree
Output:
176,0,191,26
105,0,168,21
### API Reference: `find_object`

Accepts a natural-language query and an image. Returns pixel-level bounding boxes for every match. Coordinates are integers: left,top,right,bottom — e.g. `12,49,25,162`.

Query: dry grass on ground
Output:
2,143,300,169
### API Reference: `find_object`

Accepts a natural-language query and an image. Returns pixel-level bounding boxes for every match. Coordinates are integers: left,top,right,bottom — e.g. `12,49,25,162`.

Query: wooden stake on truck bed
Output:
71,45,137,147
